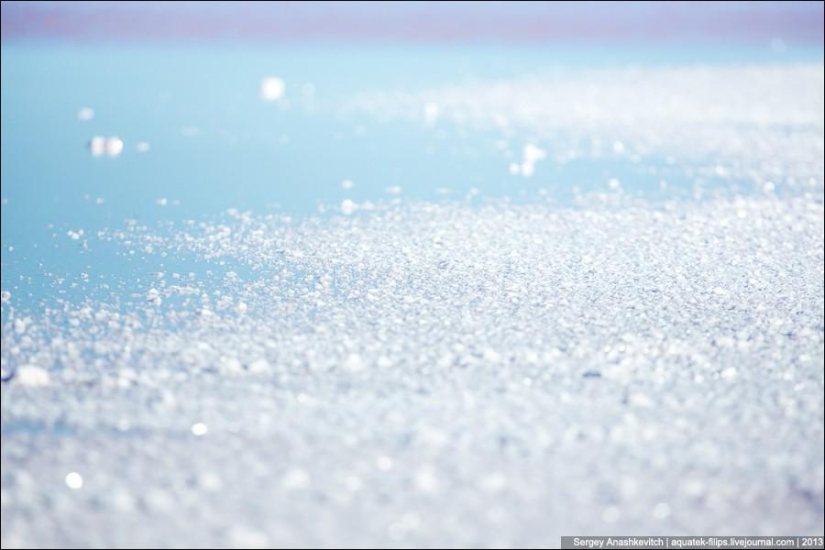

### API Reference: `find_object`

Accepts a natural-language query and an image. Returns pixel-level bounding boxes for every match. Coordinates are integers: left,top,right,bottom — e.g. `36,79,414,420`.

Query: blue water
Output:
2,43,822,309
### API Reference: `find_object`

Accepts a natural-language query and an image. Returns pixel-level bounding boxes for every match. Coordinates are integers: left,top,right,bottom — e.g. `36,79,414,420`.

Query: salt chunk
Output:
88,136,106,157
191,422,208,436
146,288,162,305
16,365,50,387
523,143,546,164
105,137,124,157
65,472,83,489
341,199,357,215
521,162,535,177
260,77,286,101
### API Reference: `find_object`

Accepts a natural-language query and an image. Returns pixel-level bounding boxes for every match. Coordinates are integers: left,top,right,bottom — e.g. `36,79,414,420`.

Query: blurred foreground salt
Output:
1,193,823,547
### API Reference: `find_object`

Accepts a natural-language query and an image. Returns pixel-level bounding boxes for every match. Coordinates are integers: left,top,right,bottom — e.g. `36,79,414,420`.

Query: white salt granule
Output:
65,472,83,489
191,423,208,436
341,199,357,215
105,137,123,157
88,136,106,156
16,365,50,387
260,77,286,101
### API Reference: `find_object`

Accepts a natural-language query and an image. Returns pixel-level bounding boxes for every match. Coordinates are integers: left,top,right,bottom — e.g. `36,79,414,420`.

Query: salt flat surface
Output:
346,66,825,192
1,62,824,548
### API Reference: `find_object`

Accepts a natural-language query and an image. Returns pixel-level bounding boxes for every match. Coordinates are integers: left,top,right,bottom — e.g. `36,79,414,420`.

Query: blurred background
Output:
2,1,823,309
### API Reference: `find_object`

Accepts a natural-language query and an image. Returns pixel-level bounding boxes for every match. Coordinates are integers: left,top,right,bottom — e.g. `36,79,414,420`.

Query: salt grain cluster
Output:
2,192,822,547
88,136,124,157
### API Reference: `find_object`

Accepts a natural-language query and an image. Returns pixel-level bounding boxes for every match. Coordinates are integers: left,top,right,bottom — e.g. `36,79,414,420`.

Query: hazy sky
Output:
2,1,823,46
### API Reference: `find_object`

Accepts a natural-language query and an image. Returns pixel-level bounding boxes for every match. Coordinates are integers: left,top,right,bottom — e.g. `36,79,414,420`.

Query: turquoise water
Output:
1,43,823,308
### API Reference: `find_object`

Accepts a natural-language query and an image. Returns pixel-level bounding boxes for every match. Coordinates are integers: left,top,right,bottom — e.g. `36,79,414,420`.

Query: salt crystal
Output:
105,137,123,157
16,365,50,387
341,199,357,215
260,77,286,101
65,472,83,489
191,422,208,436
88,136,106,156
